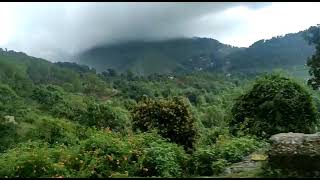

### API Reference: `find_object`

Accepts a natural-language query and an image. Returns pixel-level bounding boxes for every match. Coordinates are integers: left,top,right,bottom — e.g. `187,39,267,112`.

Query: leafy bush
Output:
132,96,197,150
230,73,317,137
0,84,18,104
0,130,190,178
26,117,82,146
80,101,131,132
192,136,263,176
136,141,190,177
197,127,229,146
0,141,79,178
0,84,24,118
0,118,19,152
31,85,64,106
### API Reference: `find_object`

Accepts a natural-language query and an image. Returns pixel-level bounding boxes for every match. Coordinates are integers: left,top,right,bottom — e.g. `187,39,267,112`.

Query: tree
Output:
0,84,18,104
82,102,130,132
230,73,317,138
131,96,197,151
303,25,320,89
31,85,64,106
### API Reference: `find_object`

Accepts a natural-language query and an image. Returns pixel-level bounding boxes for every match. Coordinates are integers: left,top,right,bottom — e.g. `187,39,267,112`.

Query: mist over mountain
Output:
74,28,315,75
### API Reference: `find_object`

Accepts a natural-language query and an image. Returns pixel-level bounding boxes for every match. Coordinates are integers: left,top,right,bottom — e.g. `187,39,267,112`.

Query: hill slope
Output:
75,38,242,75
75,30,315,75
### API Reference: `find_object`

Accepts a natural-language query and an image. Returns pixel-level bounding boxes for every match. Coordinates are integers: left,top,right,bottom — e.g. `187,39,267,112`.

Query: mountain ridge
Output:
74,29,315,75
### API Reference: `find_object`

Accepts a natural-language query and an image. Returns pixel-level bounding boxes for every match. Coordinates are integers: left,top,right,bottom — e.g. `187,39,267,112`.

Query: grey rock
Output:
268,132,320,174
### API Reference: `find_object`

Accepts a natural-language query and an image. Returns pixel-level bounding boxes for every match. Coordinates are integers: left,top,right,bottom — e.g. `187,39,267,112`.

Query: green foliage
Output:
0,141,80,178
81,101,131,132
0,84,18,104
197,127,229,146
0,118,19,152
77,33,313,75
0,131,191,178
31,85,64,105
136,141,190,177
132,96,197,150
192,136,264,176
303,25,320,89
2,45,317,178
26,117,82,146
230,73,317,137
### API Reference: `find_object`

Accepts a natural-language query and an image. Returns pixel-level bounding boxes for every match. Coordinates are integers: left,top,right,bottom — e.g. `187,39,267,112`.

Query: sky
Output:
0,2,320,62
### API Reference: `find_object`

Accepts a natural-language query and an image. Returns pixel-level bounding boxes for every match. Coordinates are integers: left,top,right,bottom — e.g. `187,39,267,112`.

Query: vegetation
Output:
76,31,314,76
303,25,320,89
230,73,317,138
0,28,319,178
132,96,197,151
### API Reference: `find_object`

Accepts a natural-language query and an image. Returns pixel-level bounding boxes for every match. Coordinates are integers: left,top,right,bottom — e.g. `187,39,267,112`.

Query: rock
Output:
223,152,265,175
268,132,320,175
3,115,17,125
251,154,268,161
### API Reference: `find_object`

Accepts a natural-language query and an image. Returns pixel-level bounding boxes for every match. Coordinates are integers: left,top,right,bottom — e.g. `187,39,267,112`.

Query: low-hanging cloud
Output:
3,2,271,61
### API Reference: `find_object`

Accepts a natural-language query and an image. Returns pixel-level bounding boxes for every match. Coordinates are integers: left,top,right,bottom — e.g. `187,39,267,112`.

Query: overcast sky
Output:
0,2,320,61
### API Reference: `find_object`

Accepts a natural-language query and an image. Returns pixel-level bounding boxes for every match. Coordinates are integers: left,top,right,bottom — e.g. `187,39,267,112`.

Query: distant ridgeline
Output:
74,30,315,76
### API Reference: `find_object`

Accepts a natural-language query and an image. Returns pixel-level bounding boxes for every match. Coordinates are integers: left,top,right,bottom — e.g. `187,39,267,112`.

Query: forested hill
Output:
75,30,315,75
226,30,315,73
75,38,242,75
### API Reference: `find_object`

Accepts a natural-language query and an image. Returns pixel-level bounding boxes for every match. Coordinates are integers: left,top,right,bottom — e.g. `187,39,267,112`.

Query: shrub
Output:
25,117,81,146
31,85,64,106
131,96,197,150
0,141,78,178
192,136,264,176
136,141,190,177
230,73,317,138
74,131,189,178
213,136,263,163
0,84,18,104
198,127,229,146
0,118,19,152
0,131,188,178
81,102,131,132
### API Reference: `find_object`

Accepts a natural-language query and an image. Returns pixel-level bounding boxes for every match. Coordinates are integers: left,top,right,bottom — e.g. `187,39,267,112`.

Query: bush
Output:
81,101,131,133
0,130,190,178
192,136,264,176
136,141,190,177
0,118,19,152
230,73,317,138
72,131,189,178
0,84,18,104
31,85,64,106
197,127,229,146
131,96,197,151
26,117,82,146
0,141,78,178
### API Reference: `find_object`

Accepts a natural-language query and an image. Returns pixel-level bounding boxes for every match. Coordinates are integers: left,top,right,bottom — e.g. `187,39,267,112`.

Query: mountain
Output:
75,38,242,75
0,48,112,98
225,30,315,73
74,30,315,75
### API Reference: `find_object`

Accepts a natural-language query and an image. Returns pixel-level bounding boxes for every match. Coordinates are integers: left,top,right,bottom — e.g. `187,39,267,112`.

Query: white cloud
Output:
1,2,319,61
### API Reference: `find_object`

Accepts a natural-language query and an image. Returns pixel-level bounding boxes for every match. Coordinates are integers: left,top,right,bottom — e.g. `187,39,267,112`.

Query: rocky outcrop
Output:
268,132,320,176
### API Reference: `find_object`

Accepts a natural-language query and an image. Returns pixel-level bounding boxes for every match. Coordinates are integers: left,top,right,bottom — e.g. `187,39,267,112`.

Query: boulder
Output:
268,132,320,176
223,152,266,175
3,115,17,125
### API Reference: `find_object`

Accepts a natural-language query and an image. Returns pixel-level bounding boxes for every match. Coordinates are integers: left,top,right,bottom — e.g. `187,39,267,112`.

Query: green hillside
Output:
75,30,314,75
76,38,241,75
1,36,320,177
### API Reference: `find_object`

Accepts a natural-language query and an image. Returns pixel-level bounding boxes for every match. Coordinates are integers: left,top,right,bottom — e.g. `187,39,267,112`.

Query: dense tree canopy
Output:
230,74,317,138
303,25,320,89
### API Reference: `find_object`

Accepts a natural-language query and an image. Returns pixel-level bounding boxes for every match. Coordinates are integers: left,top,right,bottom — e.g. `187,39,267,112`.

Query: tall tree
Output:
304,25,320,89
